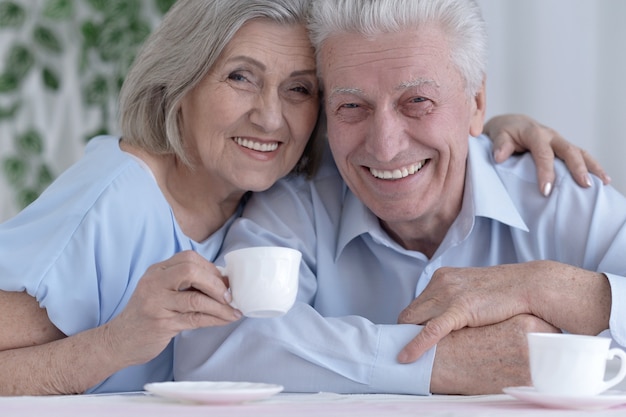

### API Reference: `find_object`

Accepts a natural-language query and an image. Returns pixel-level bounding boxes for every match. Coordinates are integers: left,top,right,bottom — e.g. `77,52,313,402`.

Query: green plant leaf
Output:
86,0,107,12
80,20,100,48
103,0,140,20
6,44,34,79
42,67,60,90
83,75,108,105
97,23,127,62
37,164,54,189
0,72,19,93
18,188,40,208
128,18,150,45
84,126,109,142
33,25,63,53
3,156,27,186
0,1,25,27
43,0,73,20
154,0,176,15
0,101,20,119
16,130,44,156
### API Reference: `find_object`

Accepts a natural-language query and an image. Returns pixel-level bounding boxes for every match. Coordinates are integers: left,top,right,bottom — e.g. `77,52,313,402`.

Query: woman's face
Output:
179,19,319,195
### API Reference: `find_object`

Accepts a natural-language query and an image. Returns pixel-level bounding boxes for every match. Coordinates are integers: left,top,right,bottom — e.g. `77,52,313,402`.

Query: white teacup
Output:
527,332,626,397
218,246,301,318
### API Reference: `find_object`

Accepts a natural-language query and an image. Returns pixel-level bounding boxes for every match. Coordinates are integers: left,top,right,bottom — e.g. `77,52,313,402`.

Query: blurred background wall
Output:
0,0,625,222
0,0,173,222
478,0,626,195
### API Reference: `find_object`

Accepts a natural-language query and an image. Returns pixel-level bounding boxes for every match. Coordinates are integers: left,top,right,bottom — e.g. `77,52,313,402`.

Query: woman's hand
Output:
484,114,611,196
107,250,241,366
0,250,241,395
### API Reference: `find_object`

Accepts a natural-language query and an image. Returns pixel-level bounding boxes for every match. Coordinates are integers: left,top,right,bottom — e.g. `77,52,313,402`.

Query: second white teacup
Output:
527,332,626,397
219,246,301,318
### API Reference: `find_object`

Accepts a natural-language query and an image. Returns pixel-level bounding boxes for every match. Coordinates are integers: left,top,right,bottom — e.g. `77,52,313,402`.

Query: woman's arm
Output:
484,114,611,196
0,251,241,395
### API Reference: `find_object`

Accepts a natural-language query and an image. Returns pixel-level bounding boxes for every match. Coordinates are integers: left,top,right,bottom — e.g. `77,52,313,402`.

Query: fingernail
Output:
583,174,592,188
223,290,232,303
233,310,243,319
493,148,503,163
397,351,409,364
542,182,552,197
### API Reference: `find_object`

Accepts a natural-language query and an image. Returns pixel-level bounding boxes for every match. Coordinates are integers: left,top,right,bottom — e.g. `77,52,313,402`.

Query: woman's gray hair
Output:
308,0,487,98
119,0,322,176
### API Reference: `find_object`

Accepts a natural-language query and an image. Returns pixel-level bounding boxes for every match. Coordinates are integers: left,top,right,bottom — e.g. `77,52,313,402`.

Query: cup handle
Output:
602,348,626,392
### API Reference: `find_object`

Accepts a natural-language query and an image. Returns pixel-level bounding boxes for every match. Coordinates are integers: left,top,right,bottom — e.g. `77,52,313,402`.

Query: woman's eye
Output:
228,72,248,83
291,85,310,95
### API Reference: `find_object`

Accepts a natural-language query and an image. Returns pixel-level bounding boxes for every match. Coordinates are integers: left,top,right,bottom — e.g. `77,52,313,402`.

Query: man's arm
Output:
431,314,560,394
397,262,611,364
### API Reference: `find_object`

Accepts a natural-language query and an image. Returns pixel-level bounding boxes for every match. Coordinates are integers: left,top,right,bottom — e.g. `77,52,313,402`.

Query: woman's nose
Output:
249,89,283,133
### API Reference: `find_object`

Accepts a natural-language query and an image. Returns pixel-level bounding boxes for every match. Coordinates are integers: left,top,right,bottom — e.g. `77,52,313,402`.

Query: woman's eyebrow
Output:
228,56,316,78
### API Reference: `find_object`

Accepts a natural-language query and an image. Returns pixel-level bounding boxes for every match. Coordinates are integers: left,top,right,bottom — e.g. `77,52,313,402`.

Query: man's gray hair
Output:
308,0,487,97
119,0,320,174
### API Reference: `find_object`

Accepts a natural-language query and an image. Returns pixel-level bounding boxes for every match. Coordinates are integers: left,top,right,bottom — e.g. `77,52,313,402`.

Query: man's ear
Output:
469,78,487,137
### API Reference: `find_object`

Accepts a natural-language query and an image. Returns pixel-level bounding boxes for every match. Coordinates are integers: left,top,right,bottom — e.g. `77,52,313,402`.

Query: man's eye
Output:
341,103,359,109
410,97,427,103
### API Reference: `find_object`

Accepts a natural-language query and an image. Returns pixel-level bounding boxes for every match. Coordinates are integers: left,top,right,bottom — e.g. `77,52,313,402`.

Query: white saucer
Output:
144,381,284,404
503,386,626,411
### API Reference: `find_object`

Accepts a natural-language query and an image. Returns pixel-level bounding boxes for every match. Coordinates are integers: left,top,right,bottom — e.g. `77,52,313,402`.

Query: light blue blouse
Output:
175,135,626,395
0,136,237,393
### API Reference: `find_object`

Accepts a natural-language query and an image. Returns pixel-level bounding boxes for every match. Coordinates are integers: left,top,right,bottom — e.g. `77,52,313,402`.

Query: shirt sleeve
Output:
175,304,433,394
174,173,435,395
607,273,626,345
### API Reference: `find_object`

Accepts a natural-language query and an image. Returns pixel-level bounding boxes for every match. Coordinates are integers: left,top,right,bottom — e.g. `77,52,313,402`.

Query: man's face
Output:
320,24,485,242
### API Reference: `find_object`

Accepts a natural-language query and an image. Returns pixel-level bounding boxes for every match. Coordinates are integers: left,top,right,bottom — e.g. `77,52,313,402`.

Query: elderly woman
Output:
0,0,607,396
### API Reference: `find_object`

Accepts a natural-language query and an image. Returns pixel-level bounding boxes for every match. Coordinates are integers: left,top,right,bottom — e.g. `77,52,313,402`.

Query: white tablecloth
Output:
1,391,625,417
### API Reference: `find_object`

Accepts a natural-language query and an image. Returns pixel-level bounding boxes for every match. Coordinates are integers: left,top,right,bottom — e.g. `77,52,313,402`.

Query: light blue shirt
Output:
0,136,238,393
174,134,626,395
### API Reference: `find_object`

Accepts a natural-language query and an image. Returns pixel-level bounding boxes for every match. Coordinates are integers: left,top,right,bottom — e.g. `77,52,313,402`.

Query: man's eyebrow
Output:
329,87,365,98
328,79,439,99
397,78,439,91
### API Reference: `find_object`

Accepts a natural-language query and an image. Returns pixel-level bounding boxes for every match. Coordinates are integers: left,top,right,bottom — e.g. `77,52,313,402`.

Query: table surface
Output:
2,391,626,417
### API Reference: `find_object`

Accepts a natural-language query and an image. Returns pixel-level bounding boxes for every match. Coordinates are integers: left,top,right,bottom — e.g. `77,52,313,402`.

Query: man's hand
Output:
397,261,611,364
429,314,560,395
397,264,530,364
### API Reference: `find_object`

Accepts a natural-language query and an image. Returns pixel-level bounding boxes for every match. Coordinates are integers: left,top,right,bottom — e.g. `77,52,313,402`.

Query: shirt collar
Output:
466,135,529,232
335,135,529,260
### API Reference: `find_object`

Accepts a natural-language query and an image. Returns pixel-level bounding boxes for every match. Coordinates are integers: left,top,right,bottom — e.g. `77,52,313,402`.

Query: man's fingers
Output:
397,316,456,364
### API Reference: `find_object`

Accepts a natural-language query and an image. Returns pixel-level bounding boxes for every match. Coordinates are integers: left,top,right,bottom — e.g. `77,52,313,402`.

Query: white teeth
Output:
234,137,279,152
370,161,425,180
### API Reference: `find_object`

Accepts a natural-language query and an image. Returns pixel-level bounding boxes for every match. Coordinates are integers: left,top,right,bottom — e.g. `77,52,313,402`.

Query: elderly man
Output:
175,0,626,395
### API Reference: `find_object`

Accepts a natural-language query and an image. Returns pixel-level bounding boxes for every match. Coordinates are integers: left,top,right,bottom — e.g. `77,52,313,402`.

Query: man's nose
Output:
366,106,407,162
